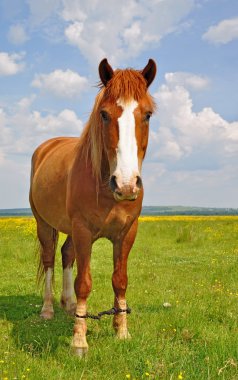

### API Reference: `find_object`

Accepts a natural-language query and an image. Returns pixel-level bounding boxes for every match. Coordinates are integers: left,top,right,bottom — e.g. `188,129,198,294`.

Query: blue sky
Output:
0,0,238,208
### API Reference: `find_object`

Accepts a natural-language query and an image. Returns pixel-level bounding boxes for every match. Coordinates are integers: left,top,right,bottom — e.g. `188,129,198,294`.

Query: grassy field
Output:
0,216,238,380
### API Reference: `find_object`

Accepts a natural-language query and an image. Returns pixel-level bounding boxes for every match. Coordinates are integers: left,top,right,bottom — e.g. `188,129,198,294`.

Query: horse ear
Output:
99,58,114,86
142,59,157,88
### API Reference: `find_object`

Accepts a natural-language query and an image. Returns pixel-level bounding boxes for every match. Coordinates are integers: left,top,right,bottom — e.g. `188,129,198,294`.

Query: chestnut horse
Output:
29,58,156,355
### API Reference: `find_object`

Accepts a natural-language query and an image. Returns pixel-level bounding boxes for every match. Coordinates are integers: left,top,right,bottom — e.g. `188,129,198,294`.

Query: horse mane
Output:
79,68,156,188
79,90,105,189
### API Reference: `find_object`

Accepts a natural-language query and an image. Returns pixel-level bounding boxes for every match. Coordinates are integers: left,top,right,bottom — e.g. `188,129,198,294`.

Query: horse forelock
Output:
101,69,147,101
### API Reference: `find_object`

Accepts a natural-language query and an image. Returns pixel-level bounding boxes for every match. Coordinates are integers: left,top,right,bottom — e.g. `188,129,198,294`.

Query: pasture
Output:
0,216,238,380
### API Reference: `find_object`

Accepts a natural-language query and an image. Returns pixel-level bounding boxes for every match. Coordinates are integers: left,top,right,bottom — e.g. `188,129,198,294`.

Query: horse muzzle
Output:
109,175,142,202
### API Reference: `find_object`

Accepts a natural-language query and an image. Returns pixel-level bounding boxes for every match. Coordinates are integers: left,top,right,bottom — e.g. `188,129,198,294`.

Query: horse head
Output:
98,58,157,201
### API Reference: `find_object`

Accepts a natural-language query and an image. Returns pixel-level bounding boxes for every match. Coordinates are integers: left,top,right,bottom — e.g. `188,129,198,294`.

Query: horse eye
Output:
145,112,152,122
100,110,109,122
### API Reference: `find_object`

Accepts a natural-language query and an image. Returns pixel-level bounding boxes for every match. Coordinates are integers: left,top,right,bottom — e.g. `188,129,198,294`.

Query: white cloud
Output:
203,17,238,44
26,0,61,25
0,159,31,208
0,95,84,207
0,51,25,76
8,24,28,45
149,73,238,170
143,163,238,207
17,95,36,111
13,107,83,154
165,72,209,91
3,0,195,65
0,96,83,158
32,109,83,135
0,109,11,149
61,0,86,21
0,151,5,166
31,69,88,98
63,0,195,65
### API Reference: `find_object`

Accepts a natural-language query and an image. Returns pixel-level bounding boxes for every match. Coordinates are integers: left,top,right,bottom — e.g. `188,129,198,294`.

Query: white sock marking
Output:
45,268,53,298
62,267,74,302
42,268,53,310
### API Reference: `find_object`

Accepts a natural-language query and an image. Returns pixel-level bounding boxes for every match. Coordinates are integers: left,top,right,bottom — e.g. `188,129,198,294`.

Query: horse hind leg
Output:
60,235,76,315
36,217,58,320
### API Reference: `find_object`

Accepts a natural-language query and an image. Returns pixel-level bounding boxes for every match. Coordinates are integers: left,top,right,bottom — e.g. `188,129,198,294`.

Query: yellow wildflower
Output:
126,375,131,379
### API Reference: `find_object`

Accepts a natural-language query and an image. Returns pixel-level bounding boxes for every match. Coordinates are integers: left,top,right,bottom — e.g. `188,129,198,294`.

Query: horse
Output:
29,58,157,356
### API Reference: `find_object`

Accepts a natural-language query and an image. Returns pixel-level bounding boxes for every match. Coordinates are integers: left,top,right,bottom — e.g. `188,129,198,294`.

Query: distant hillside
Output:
141,206,238,216
0,206,238,217
0,208,33,216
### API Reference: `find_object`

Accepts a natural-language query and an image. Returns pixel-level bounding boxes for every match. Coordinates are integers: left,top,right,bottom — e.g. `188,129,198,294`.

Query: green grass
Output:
0,217,238,380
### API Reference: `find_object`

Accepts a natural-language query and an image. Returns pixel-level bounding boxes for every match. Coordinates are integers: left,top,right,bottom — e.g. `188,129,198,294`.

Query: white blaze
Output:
116,98,139,184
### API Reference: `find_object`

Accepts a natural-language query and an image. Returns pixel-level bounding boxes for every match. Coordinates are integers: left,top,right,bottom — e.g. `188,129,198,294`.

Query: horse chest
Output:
77,203,137,241
100,209,133,240
69,175,140,240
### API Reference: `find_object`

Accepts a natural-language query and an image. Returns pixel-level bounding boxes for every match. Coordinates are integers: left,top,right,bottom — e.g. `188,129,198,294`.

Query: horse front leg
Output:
112,219,138,339
71,222,92,356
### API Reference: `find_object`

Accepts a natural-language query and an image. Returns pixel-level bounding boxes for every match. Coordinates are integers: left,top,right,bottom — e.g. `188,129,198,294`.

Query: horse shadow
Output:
1,294,163,356
0,294,74,356
0,294,115,356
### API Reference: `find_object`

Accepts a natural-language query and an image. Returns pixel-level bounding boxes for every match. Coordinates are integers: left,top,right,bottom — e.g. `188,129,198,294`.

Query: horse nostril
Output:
136,176,142,189
109,175,118,192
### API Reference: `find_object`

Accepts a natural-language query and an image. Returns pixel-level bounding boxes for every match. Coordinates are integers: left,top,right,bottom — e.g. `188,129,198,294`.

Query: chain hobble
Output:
75,306,131,320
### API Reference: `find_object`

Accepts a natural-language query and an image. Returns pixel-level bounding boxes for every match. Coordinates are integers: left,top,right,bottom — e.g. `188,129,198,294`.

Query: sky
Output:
0,0,238,209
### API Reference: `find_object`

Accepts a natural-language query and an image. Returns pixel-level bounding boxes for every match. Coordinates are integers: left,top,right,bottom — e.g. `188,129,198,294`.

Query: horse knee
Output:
112,271,128,295
39,248,55,271
74,273,92,299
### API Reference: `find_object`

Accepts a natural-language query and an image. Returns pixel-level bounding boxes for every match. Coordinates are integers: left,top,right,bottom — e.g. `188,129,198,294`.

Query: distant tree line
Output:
1,207,238,217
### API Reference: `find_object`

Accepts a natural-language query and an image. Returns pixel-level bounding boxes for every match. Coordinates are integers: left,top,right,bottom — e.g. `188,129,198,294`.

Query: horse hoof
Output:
116,330,131,340
60,300,76,315
65,303,76,316
73,346,88,357
66,303,77,315
40,310,54,320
